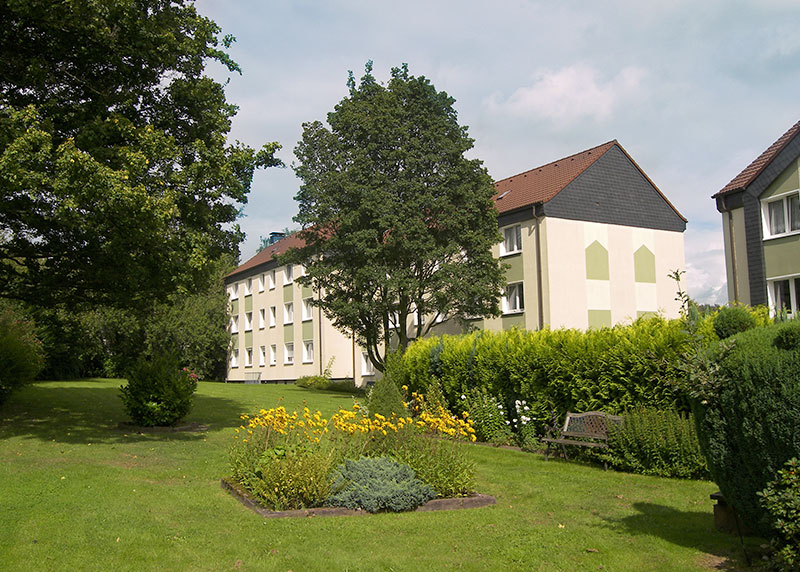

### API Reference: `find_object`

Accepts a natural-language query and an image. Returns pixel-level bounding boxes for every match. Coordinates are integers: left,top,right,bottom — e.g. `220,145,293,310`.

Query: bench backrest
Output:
562,411,623,440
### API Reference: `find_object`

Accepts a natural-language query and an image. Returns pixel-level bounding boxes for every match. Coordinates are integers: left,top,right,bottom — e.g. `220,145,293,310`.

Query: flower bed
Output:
228,402,477,512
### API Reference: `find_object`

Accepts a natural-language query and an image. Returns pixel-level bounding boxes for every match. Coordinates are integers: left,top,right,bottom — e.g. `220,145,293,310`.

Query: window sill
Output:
502,310,525,316
499,250,522,258
763,229,800,242
302,318,312,322
302,360,313,364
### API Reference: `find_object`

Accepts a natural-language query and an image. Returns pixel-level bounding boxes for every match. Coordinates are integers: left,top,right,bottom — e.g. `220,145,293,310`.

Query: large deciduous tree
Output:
284,63,504,372
0,0,281,309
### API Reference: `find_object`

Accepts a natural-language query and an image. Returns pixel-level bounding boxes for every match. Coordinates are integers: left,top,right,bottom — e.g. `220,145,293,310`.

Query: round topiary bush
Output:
120,352,198,426
693,323,800,535
712,305,757,340
774,321,800,351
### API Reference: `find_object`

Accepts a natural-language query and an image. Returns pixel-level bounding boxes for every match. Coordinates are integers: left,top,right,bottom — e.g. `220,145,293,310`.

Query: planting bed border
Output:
221,477,496,518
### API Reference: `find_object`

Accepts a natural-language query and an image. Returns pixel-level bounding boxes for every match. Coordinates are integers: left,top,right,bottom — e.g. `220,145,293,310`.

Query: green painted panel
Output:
764,234,800,278
302,284,313,297
244,331,253,347
283,323,294,342
231,334,239,350
230,299,239,315
501,313,525,330
761,162,800,200
283,284,294,302
504,254,524,283
588,310,612,329
637,311,657,320
244,295,253,312
302,320,314,340
585,241,609,280
634,246,656,283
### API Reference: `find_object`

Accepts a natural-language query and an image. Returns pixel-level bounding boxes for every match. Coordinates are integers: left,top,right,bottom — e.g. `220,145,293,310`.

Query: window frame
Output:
284,342,294,365
361,352,375,376
762,190,800,240
302,340,314,364
230,349,239,368
500,224,522,256
258,345,266,367
230,315,239,334
284,265,294,285
768,275,800,317
269,344,277,366
269,306,277,328
244,311,253,332
268,270,276,290
302,297,313,321
502,282,525,314
258,308,266,329
284,302,294,324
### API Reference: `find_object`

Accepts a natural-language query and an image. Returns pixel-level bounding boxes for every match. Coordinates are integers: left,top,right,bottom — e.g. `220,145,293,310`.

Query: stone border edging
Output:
221,477,496,518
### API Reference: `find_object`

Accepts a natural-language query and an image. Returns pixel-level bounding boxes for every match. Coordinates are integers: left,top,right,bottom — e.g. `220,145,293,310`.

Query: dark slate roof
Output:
714,120,800,197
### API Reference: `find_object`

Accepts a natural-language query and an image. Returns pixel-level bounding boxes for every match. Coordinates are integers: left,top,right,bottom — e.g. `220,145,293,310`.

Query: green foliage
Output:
326,456,436,513
399,316,691,428
283,62,504,372
120,353,199,426
759,458,800,570
599,409,709,479
295,375,361,394
241,446,337,511
774,321,800,351
694,304,771,344
366,370,407,418
394,433,476,498
712,305,757,339
693,322,800,535
458,387,514,445
0,300,44,404
0,1,281,310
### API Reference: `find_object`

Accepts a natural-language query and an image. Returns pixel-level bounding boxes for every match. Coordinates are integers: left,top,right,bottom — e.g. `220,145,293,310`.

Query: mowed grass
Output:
0,379,758,571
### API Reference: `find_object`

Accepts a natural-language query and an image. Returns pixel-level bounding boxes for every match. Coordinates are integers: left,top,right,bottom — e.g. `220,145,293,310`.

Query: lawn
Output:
0,379,758,571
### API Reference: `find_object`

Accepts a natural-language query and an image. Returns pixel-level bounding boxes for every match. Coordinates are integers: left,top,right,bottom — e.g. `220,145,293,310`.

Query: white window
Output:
361,352,375,376
244,278,252,296
244,312,253,331
268,270,276,290
284,302,294,324
229,284,239,300
258,308,266,329
269,306,277,327
269,344,277,366
245,347,253,367
763,191,800,238
302,340,314,363
500,225,522,255
302,298,313,321
284,265,294,285
769,276,800,317
389,311,401,329
284,343,294,365
230,315,239,334
258,274,265,292
230,349,239,368
413,305,425,327
259,345,266,367
503,282,525,314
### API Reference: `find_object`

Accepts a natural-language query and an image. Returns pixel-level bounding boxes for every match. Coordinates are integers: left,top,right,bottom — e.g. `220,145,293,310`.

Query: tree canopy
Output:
0,0,281,309
284,63,504,371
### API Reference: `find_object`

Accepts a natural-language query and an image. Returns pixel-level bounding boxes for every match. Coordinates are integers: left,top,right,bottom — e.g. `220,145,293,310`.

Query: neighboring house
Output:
714,120,800,316
224,140,686,383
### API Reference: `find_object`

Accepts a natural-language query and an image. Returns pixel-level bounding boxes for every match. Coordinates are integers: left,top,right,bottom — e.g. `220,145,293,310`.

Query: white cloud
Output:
486,65,649,126
683,226,728,306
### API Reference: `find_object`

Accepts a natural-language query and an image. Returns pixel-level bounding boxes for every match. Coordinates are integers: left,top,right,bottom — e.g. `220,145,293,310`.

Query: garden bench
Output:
244,372,262,384
541,411,623,469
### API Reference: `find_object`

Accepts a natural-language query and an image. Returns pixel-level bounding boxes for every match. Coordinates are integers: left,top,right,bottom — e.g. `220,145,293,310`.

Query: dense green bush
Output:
599,409,708,479
693,323,800,535
759,457,800,570
397,316,691,431
712,305,757,339
774,321,800,351
458,387,513,445
0,300,44,405
120,353,199,426
366,365,407,417
326,456,436,513
295,375,361,394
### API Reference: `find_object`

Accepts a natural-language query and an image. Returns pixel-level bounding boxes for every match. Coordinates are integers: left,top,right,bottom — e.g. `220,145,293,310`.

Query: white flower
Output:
524,406,530,411
513,418,518,424
460,394,466,400
505,420,510,425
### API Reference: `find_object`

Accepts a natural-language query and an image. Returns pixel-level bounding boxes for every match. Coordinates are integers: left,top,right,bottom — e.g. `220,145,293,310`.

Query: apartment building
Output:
225,140,686,383
714,120,800,316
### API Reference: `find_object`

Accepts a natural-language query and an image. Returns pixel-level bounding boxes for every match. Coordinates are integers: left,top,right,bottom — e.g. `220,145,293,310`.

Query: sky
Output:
196,0,800,305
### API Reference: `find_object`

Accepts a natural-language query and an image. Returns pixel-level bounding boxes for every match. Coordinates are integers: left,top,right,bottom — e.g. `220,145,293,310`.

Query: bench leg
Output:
560,444,569,462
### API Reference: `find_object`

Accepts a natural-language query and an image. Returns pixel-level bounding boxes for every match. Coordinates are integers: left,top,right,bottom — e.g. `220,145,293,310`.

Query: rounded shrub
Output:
326,456,436,513
0,301,44,405
366,355,407,417
120,352,198,426
774,321,800,351
693,323,800,535
712,305,757,340
759,457,800,570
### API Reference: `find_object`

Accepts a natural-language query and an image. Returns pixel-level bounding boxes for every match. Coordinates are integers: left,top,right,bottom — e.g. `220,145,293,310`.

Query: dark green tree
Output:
0,0,282,309
283,63,504,372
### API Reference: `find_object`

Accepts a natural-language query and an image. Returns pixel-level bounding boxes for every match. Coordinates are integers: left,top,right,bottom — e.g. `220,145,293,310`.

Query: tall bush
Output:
120,353,199,427
692,322,800,535
0,300,44,405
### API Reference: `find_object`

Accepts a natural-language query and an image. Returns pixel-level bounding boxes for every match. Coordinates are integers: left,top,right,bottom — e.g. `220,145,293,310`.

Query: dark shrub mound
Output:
713,305,756,340
774,321,800,351
326,456,436,513
120,352,198,427
693,323,800,535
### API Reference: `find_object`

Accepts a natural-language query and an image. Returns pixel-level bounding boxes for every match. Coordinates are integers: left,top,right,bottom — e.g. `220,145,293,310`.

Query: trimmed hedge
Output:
398,316,690,435
693,322,800,536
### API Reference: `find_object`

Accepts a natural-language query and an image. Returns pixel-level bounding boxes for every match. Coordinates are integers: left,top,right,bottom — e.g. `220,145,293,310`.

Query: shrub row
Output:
0,300,44,405
397,316,691,436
